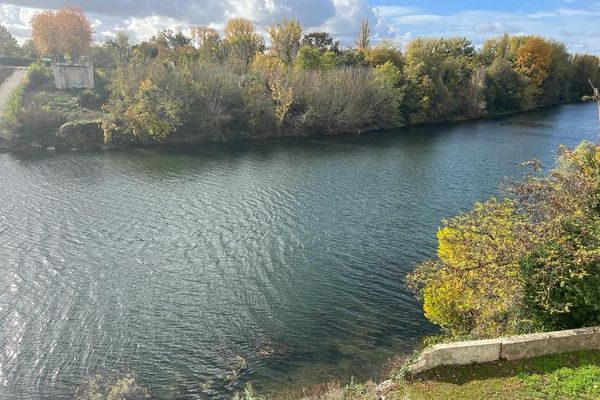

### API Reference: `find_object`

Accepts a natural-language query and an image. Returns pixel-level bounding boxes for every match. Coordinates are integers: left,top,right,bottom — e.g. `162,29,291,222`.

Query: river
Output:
0,103,598,399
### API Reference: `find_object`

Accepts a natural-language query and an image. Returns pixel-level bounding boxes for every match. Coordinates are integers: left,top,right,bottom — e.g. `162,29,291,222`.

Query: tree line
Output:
1,8,600,144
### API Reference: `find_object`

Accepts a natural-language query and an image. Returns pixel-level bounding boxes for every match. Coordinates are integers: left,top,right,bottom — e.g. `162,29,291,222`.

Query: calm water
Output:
1,103,598,399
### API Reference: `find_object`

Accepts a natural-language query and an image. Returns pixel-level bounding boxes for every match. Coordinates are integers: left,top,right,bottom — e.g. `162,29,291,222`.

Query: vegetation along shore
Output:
2,6,600,400
0,7,599,151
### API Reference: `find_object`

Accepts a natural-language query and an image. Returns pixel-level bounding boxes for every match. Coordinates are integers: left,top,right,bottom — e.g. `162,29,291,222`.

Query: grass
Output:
391,350,600,400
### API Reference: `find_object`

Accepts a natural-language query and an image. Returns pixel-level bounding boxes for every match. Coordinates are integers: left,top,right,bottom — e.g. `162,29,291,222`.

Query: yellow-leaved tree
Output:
407,199,538,337
266,18,302,64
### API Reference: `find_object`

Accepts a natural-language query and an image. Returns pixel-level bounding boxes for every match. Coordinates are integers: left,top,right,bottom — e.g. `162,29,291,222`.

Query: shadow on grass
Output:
412,350,600,385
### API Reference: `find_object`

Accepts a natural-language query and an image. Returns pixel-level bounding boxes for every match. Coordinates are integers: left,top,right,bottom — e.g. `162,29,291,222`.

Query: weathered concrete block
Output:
500,327,600,361
409,338,501,374
52,63,95,89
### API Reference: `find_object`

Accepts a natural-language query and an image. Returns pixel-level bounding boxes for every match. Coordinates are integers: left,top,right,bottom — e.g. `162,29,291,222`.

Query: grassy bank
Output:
255,350,600,400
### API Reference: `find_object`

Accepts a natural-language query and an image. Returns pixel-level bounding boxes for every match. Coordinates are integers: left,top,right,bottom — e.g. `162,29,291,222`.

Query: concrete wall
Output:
408,326,600,374
52,64,95,89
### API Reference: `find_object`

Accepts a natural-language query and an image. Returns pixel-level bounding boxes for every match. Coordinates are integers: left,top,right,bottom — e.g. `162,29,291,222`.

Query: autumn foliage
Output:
408,142,600,337
31,7,92,62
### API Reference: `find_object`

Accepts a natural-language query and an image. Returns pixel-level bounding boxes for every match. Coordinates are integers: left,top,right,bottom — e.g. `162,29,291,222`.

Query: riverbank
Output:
286,349,600,400
0,98,591,153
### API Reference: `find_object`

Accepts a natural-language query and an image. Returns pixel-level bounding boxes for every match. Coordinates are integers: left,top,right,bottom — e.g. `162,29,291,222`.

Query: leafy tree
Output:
320,51,341,70
295,46,322,70
295,47,341,71
540,40,572,105
0,25,19,56
485,58,526,113
30,7,92,62
374,61,404,118
480,34,513,66
301,32,339,52
514,36,553,105
336,49,364,67
150,29,192,54
267,18,303,64
363,41,403,68
19,39,38,59
191,26,222,62
407,199,536,336
106,32,131,66
223,18,264,70
251,53,293,126
517,142,600,330
569,54,600,101
102,60,244,143
131,42,159,62
402,37,480,123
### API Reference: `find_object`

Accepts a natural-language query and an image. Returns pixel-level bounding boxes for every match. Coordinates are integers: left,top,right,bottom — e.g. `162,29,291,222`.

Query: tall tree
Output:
191,26,222,62
0,25,19,56
19,39,38,59
31,7,92,62
223,18,264,69
267,18,302,64
356,19,370,51
106,32,131,66
514,36,553,87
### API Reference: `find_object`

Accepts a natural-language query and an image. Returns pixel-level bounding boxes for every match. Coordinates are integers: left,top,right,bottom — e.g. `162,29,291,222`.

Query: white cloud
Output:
0,1,599,53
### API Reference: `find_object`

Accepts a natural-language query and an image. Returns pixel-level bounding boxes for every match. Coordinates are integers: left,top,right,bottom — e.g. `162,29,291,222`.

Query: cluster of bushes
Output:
101,57,399,144
98,19,600,144
407,141,600,338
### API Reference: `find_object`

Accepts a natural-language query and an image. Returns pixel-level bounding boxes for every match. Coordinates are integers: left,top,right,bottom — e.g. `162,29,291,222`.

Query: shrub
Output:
289,68,400,135
407,199,536,337
102,60,244,144
2,77,27,134
26,62,52,89
15,106,67,141
408,141,600,338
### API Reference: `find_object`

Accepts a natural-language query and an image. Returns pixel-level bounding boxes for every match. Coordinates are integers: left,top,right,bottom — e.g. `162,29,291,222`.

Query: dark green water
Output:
0,103,598,399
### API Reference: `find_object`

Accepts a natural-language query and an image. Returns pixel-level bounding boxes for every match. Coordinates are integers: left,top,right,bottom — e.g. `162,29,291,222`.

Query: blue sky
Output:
1,0,599,53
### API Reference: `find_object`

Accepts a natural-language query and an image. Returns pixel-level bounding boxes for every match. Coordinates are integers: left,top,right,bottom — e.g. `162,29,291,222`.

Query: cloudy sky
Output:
1,0,599,53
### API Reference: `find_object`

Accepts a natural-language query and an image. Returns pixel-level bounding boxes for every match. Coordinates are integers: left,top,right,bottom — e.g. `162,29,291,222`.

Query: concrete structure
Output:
408,326,600,374
52,63,94,89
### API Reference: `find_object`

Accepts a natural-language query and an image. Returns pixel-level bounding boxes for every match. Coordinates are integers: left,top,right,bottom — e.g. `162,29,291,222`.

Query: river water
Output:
0,103,598,399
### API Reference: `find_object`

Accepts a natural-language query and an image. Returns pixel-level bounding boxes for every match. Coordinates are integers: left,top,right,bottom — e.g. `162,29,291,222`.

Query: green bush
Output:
408,141,600,338
26,62,52,89
102,60,245,144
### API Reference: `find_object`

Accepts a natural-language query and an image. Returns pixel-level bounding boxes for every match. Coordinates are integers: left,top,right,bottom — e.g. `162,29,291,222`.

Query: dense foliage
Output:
2,12,600,145
30,7,93,62
0,25,19,56
407,141,600,337
97,19,599,144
